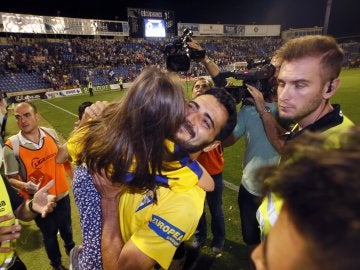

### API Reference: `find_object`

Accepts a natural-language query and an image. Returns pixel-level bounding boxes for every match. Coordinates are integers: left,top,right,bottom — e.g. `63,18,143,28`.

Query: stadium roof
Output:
2,0,360,38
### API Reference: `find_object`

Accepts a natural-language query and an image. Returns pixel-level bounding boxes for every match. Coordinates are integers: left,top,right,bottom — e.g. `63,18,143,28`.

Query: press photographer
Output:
165,34,277,104
163,28,206,72
192,43,277,103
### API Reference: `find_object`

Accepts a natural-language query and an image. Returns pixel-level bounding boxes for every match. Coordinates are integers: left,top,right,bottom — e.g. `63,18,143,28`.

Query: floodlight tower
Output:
323,0,332,34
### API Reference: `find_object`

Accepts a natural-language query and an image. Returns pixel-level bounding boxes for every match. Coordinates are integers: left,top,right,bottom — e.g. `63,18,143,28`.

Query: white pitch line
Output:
42,100,241,192
224,180,239,192
42,100,78,117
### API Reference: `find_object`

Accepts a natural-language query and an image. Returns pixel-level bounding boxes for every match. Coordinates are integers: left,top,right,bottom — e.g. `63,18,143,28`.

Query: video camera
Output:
213,59,276,103
164,28,206,72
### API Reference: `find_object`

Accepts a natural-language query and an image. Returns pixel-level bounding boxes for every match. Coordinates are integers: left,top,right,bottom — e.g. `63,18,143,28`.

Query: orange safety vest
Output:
7,132,68,200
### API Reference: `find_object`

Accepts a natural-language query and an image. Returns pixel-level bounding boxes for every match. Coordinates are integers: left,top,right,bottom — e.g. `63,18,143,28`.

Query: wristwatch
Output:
28,199,38,214
259,106,271,117
202,57,211,65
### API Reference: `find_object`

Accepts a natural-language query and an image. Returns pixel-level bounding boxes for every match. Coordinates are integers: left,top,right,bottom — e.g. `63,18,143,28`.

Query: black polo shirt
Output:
286,104,344,141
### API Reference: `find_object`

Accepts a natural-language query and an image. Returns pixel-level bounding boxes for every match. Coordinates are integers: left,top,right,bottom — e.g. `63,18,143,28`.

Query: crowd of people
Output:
0,36,282,91
1,35,358,93
0,34,359,270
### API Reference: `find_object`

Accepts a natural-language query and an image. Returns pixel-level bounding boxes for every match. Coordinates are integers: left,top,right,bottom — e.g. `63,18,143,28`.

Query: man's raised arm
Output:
246,84,287,152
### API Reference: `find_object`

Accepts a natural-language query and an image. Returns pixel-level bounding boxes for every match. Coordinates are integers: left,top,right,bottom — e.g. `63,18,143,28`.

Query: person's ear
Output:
323,78,340,99
202,140,221,152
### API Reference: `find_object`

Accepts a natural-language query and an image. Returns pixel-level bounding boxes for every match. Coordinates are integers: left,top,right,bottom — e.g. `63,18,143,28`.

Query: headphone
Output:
327,79,334,93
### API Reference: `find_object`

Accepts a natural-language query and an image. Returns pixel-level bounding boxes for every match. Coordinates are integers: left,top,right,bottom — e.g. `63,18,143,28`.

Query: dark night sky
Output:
2,0,360,38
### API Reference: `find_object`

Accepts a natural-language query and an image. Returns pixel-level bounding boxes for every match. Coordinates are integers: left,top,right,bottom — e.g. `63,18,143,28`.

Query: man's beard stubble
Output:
173,121,212,153
174,137,211,154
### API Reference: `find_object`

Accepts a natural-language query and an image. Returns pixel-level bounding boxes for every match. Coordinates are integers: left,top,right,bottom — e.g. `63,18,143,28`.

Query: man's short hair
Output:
16,102,37,113
192,77,213,90
261,127,360,270
78,101,93,120
277,35,344,83
201,88,237,141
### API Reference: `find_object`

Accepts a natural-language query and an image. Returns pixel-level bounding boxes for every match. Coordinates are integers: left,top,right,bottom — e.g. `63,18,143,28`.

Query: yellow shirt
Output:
67,127,203,191
0,175,16,268
257,114,354,238
119,184,205,269
68,127,206,269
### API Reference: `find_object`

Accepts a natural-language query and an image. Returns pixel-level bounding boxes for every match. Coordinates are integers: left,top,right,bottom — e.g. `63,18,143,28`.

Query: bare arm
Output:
1,181,56,253
101,196,123,269
56,143,69,163
93,172,157,270
13,201,38,221
56,101,110,164
100,198,156,270
14,180,56,221
222,134,239,147
92,172,125,270
199,57,221,78
197,163,215,192
188,151,215,191
187,41,220,78
116,239,156,270
258,112,287,152
7,174,26,190
7,174,39,194
246,84,287,152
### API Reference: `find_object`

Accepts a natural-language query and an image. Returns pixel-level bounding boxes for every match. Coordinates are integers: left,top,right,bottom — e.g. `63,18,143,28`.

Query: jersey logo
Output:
31,153,57,169
0,200,6,212
135,191,154,212
148,215,185,247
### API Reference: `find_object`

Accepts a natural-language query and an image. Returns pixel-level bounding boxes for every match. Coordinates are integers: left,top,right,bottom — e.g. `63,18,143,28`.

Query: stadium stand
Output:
0,36,358,94
0,72,52,92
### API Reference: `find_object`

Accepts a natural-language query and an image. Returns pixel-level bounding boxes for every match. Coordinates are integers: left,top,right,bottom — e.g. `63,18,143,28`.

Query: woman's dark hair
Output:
76,67,185,192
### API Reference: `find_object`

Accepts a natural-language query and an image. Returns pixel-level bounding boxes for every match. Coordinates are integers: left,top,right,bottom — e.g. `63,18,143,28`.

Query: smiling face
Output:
174,94,228,153
277,57,331,127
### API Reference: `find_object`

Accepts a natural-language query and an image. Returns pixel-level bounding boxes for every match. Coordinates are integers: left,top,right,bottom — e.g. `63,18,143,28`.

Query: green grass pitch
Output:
8,68,360,270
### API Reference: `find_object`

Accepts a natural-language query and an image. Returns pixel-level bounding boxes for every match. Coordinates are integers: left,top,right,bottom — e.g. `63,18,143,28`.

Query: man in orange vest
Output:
3,102,75,270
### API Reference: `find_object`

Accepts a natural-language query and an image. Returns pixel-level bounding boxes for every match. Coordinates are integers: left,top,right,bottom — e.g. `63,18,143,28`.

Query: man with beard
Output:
248,35,353,151
187,39,284,267
247,35,354,238
61,69,237,270
190,77,226,255
99,89,236,269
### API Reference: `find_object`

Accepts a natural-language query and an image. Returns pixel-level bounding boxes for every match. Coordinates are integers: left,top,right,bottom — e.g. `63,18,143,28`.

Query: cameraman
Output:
187,41,220,78
188,41,284,269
